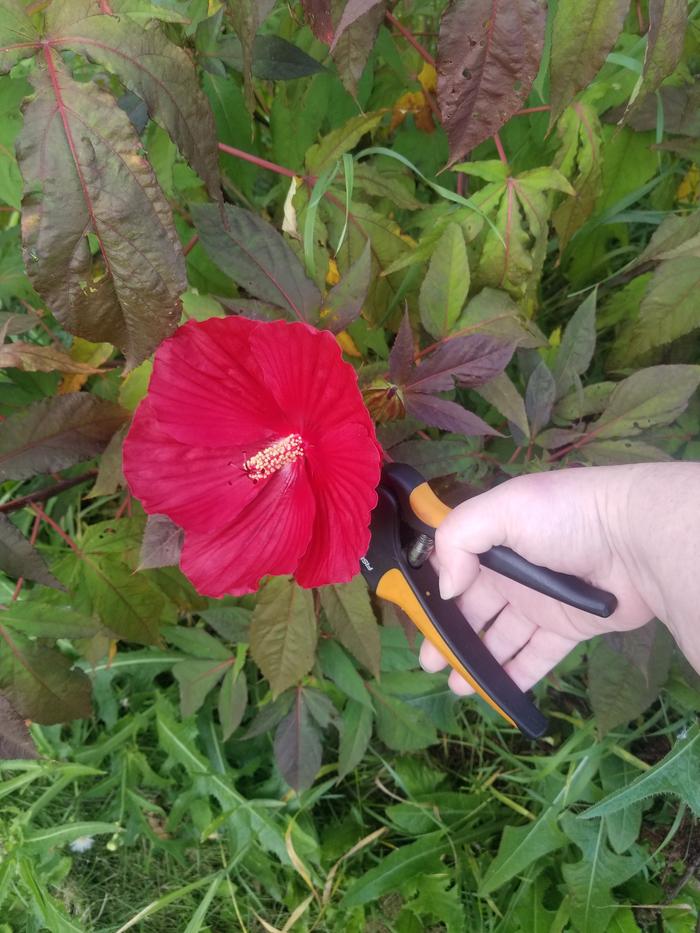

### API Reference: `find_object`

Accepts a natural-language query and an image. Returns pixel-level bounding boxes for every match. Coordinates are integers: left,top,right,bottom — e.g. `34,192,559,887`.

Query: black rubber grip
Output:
479,546,618,618
409,560,549,738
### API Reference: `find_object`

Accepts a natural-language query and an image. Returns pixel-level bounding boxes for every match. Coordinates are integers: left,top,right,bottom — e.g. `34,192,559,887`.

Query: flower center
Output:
243,434,304,482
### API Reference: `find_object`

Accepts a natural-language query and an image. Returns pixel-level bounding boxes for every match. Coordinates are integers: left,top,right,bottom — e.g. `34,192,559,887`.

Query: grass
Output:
1,654,698,932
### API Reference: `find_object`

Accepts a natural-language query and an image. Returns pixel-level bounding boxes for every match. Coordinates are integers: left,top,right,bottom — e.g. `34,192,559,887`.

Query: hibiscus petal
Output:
251,322,375,439
123,399,264,533
294,422,381,588
179,460,315,597
148,317,289,447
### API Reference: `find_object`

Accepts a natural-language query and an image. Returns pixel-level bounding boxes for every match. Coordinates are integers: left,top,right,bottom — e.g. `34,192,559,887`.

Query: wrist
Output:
610,462,700,672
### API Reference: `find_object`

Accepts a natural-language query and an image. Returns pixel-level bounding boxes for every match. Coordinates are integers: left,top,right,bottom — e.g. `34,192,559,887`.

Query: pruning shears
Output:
360,463,618,739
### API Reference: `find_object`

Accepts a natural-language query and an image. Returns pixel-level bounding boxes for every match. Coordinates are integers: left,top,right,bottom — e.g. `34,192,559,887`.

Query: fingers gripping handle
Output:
479,546,618,618
383,464,618,619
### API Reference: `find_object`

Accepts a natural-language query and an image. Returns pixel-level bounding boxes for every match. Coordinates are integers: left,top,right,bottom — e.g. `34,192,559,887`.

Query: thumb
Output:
434,483,512,600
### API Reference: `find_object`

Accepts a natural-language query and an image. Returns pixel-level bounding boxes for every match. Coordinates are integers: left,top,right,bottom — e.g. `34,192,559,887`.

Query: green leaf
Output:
341,832,447,908
250,576,317,697
369,682,437,751
55,519,165,645
174,658,232,719
0,515,61,590
552,291,597,398
419,223,470,340
183,874,223,933
226,0,276,110
338,698,373,778
0,693,36,759
555,381,615,421
0,75,29,209
637,209,700,264
624,0,687,120
526,360,556,439
588,625,673,734
456,288,546,349
609,258,700,367
215,34,325,80
589,126,658,221
0,1,37,72
162,624,231,660
274,688,323,791
0,598,100,639
21,821,120,851
553,103,603,252
599,754,643,854
591,365,700,439
0,394,126,481
480,813,567,896
0,628,91,724
192,203,321,323
318,639,371,706
549,0,631,125
476,373,529,440
580,724,700,820
18,60,186,369
319,576,380,679
480,749,602,893
218,666,247,740
306,112,384,175
560,813,645,933
202,72,258,198
321,240,370,333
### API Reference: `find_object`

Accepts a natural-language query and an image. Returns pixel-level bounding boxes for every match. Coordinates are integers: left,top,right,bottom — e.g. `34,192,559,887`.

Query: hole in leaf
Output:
513,80,523,92
463,68,472,79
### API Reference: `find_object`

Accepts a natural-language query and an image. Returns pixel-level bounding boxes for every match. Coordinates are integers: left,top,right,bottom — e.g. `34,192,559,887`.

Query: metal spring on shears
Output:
406,533,434,568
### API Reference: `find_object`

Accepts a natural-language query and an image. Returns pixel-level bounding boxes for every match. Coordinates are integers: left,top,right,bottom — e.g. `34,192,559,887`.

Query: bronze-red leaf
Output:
437,0,546,165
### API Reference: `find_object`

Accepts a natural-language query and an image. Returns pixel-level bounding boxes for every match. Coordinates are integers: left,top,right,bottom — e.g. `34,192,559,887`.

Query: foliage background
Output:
0,0,699,929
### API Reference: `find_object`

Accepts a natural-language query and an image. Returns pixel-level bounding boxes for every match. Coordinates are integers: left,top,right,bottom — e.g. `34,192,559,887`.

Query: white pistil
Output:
243,434,304,481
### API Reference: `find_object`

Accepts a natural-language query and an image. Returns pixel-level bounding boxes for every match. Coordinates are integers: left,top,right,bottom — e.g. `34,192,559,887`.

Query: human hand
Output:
420,465,657,696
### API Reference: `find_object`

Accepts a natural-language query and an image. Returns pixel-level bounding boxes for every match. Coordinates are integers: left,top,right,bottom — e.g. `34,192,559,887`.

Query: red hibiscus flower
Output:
122,317,382,596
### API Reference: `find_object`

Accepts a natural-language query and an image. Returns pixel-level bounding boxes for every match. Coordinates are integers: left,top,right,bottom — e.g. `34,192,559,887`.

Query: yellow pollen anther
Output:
243,434,304,481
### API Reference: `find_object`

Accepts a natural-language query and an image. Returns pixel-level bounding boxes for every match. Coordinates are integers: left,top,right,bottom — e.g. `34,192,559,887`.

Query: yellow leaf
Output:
549,326,562,348
418,61,437,94
336,330,361,357
326,256,340,286
389,90,435,134
58,338,113,394
676,164,700,203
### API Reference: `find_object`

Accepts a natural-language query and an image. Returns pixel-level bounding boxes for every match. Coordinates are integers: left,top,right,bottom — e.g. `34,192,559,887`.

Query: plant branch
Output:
30,502,81,554
217,143,298,180
0,471,98,515
493,131,508,164
514,105,551,116
385,11,436,67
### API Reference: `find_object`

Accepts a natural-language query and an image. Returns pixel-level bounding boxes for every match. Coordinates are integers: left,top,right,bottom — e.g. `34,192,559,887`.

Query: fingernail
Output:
439,569,455,600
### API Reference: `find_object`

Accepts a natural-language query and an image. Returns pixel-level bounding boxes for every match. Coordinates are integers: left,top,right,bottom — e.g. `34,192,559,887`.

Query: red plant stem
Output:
493,131,508,165
514,105,550,116
0,471,98,515
636,0,646,33
11,512,42,602
182,233,199,256
115,491,132,520
385,11,436,68
98,0,113,13
217,143,298,180
30,502,81,554
456,172,465,197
